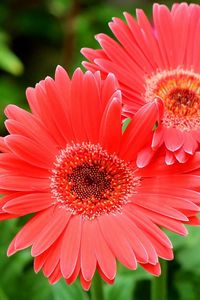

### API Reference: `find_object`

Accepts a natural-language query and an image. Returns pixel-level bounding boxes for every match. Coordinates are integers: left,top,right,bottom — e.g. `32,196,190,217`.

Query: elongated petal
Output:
80,220,96,281
60,215,82,278
120,99,162,161
7,207,54,256
3,193,52,214
5,135,54,169
31,207,71,256
99,91,122,154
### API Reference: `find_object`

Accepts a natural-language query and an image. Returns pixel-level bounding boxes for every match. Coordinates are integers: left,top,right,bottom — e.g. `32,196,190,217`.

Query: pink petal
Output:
126,207,172,248
3,192,52,214
95,33,145,79
135,9,164,68
48,264,62,285
144,209,188,236
0,175,49,192
31,206,70,256
114,213,148,263
141,262,161,276
97,265,115,284
67,68,87,142
81,48,107,62
27,85,66,147
99,91,122,154
136,146,155,168
101,73,119,110
175,148,190,163
81,71,101,143
5,105,57,152
94,219,116,280
173,3,189,66
188,216,200,225
183,132,198,154
80,220,96,281
165,150,175,165
34,251,48,273
42,233,64,277
164,128,184,152
144,232,174,260
120,99,162,161
0,137,10,152
156,5,176,67
0,153,49,178
110,16,154,72
7,207,54,256
80,273,91,291
152,125,164,149
65,254,80,285
133,196,188,221
60,215,82,278
5,135,54,169
98,214,137,270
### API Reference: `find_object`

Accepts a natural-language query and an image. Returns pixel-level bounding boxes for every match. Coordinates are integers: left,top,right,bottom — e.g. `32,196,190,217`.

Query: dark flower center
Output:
68,163,111,200
166,88,199,116
168,88,197,107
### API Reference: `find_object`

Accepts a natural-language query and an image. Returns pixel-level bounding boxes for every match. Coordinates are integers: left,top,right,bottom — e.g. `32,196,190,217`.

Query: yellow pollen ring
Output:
145,68,200,131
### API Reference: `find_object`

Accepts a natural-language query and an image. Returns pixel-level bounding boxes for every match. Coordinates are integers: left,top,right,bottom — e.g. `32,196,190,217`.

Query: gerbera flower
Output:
81,2,200,165
0,66,200,290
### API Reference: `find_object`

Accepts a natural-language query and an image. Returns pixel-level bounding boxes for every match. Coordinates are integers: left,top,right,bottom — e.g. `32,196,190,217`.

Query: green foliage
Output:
47,0,72,17
175,271,200,300
0,31,23,75
104,265,151,300
52,280,89,300
176,226,200,273
122,118,131,133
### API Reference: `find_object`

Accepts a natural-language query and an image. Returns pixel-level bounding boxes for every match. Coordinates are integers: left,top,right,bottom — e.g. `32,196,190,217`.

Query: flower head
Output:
82,3,200,165
0,66,200,290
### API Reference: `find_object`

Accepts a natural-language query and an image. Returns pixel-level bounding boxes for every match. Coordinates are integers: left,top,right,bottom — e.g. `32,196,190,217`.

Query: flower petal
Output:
31,207,71,256
3,193,52,215
60,215,82,278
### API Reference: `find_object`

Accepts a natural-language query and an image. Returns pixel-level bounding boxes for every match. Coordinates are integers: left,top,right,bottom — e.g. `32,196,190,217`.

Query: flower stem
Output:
151,260,168,300
91,272,104,300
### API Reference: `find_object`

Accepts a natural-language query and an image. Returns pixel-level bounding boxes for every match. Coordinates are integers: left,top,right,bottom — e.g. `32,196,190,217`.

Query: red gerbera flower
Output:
0,67,200,290
82,2,200,165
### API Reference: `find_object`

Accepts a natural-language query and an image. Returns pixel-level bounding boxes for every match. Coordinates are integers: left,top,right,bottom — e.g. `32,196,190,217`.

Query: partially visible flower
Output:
82,3,200,166
0,67,200,290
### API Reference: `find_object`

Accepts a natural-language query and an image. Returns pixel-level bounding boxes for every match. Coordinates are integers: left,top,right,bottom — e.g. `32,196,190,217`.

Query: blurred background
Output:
0,0,200,299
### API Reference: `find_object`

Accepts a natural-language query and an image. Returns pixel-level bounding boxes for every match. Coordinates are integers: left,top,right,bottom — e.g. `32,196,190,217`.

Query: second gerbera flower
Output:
82,2,200,165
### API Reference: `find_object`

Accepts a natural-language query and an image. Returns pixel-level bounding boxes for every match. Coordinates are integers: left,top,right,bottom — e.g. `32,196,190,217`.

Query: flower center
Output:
50,142,140,219
68,164,111,200
145,69,200,131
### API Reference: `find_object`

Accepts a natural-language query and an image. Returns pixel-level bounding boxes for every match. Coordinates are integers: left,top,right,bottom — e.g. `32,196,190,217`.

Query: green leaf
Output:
51,279,89,300
17,271,53,300
47,0,72,17
0,45,24,75
104,265,151,300
176,226,200,273
175,271,200,300
122,118,131,133
0,287,9,300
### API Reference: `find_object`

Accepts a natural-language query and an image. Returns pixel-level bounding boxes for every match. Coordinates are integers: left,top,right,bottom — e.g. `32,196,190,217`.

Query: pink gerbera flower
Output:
0,66,200,290
82,2,200,165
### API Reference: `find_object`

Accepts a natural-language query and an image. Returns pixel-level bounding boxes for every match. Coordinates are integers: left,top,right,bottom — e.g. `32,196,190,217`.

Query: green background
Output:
0,0,200,299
